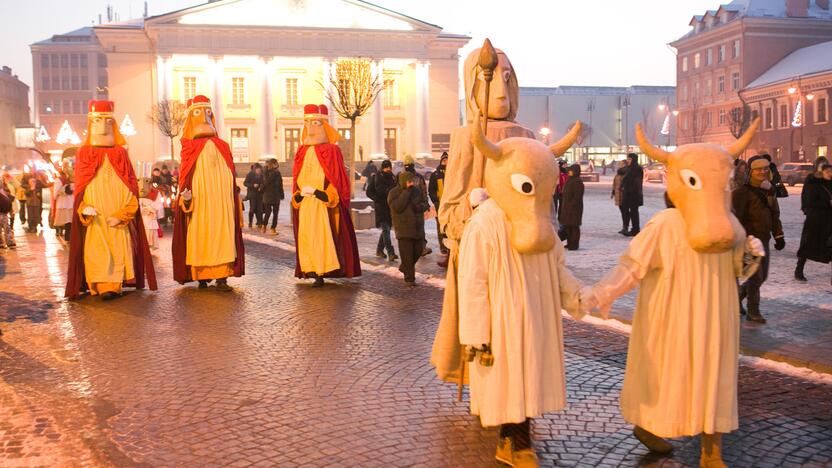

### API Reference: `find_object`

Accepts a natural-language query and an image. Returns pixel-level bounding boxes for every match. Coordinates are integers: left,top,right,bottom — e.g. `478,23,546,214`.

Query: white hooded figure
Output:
458,112,583,467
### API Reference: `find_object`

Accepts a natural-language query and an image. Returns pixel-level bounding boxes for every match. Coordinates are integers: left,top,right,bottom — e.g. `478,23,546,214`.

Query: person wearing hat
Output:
732,154,785,323
558,163,584,250
388,170,428,284
429,152,449,263
291,104,361,286
795,159,832,283
403,154,432,256
172,95,245,291
65,100,157,300
366,158,398,261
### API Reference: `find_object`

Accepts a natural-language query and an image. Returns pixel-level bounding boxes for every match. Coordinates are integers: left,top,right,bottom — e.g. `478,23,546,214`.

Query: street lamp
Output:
539,126,550,144
658,99,678,149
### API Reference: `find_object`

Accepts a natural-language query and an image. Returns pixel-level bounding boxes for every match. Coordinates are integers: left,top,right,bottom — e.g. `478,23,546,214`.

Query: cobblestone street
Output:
1,181,831,467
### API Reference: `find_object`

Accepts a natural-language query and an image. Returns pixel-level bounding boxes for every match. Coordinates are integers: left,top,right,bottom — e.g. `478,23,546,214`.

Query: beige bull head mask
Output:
636,118,760,253
471,112,581,253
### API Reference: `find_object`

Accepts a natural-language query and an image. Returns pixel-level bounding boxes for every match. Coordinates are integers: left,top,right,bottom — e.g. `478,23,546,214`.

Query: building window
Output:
70,54,79,68
718,45,725,62
694,81,700,99
284,128,301,159
704,111,712,128
230,128,249,161
285,78,298,106
704,78,712,96
71,76,79,90
41,55,49,68
182,76,197,100
682,57,688,72
81,76,89,89
42,76,50,90
779,104,789,128
706,49,713,66
50,54,59,68
819,145,828,157
694,53,701,69
384,128,397,158
80,55,88,68
61,54,69,68
681,84,688,101
719,109,726,125
383,79,398,107
231,77,246,105
816,97,828,123
731,72,740,91
732,40,740,58
717,76,725,93
764,107,773,129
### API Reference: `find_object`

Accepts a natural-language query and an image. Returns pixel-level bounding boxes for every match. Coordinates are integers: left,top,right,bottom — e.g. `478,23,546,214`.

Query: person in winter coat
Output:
23,174,45,233
243,164,264,230
403,155,432,256
366,159,398,261
52,161,75,241
732,155,786,323
388,171,427,284
620,153,644,236
0,185,12,249
428,153,449,257
795,162,832,284
611,160,628,234
261,159,285,235
558,163,584,250
554,160,569,214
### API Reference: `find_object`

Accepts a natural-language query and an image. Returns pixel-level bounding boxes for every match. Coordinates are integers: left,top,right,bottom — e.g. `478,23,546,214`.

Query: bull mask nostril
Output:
522,182,533,193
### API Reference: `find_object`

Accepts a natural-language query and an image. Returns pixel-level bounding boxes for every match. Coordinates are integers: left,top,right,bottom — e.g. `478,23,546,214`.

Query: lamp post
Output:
657,101,679,150
787,80,813,161
539,126,550,145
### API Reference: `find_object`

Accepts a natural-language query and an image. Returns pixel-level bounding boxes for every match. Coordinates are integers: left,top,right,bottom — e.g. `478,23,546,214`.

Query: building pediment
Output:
147,0,440,33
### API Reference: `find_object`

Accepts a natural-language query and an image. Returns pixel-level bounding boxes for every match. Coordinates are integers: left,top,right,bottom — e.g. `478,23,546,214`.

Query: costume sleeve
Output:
178,194,194,214
554,240,584,319
77,201,94,226
458,221,491,346
113,195,138,225
291,190,303,209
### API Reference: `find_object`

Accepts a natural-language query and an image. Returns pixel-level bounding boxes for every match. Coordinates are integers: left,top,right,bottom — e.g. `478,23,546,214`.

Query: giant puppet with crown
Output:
65,100,157,300
291,104,360,286
172,95,245,291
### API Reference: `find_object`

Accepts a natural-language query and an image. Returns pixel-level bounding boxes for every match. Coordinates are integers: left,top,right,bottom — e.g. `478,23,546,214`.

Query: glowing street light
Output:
657,104,667,111
788,87,797,94
539,126,551,144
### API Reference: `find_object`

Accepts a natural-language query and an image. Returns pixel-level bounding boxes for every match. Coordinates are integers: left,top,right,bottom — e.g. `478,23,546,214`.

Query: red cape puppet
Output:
172,137,245,284
65,145,158,298
291,143,361,278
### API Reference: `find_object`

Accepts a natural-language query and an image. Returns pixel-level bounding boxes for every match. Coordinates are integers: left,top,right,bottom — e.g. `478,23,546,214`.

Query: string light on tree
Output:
660,114,671,135
36,125,51,142
70,131,82,145
55,120,75,145
120,114,137,136
792,100,802,128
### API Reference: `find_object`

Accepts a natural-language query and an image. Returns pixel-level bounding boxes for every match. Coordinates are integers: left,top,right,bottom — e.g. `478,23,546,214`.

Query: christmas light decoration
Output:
55,120,75,145
120,114,137,136
36,125,51,142
792,101,802,128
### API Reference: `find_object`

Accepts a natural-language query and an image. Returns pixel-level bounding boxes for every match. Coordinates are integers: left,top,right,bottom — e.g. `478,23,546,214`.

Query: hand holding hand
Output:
82,206,97,217
468,188,489,208
106,217,121,227
746,235,766,257
181,189,193,202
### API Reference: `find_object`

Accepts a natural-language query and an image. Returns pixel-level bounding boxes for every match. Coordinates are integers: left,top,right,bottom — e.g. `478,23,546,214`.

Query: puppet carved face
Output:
303,118,328,146
464,48,520,123
89,115,116,147
636,118,760,253
471,112,581,253
139,177,152,198
185,106,217,139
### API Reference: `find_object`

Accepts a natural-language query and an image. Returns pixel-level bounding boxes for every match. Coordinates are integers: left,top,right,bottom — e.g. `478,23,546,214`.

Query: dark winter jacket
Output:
262,168,285,204
621,155,644,207
558,164,584,227
367,170,397,226
797,176,832,263
732,183,784,243
388,172,427,240
428,163,447,209
244,171,264,201
0,190,11,214
404,165,429,211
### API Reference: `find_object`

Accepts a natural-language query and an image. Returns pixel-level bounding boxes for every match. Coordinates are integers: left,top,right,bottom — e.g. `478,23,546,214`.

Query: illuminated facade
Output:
90,0,469,167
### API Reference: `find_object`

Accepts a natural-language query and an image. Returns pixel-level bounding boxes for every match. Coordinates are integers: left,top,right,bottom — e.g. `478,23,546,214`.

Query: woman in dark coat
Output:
795,163,832,283
388,171,427,284
243,164,264,230
558,163,584,250
366,160,398,260
620,152,644,236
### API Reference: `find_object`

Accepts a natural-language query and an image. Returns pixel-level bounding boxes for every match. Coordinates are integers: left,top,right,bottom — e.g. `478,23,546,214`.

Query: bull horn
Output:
727,117,761,159
550,120,582,156
470,110,502,161
636,122,670,163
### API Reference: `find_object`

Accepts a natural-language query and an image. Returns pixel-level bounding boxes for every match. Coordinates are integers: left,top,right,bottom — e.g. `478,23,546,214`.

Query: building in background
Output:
672,0,832,154
517,86,676,165
0,66,31,168
30,27,109,155
742,40,832,163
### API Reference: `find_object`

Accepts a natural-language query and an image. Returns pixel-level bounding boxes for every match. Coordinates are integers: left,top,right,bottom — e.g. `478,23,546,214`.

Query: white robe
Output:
618,209,744,437
458,199,583,427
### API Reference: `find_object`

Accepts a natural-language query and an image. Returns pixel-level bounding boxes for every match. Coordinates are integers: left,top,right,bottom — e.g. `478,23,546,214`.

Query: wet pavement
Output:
1,184,831,467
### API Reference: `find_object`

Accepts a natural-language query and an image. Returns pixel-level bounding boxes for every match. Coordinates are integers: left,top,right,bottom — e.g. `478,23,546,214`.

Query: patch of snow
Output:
740,356,832,385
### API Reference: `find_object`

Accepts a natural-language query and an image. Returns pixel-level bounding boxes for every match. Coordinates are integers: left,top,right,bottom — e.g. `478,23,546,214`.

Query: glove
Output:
82,206,97,217
468,188,489,208
313,189,329,203
106,217,121,227
774,237,785,251
181,189,193,202
294,193,304,204
301,186,315,197
746,235,766,257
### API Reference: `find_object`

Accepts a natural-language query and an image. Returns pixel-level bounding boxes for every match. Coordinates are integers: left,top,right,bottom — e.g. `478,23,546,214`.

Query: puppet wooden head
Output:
84,100,126,147
182,95,217,139
463,45,520,123
301,104,340,146
636,118,760,253
471,111,581,253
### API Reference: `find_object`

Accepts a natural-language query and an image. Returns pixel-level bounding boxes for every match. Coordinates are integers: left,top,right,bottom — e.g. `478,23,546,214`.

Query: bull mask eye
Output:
680,169,703,190
510,173,535,195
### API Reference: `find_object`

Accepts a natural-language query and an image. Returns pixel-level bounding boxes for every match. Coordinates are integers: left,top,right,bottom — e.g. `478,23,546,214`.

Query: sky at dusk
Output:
1,0,719,98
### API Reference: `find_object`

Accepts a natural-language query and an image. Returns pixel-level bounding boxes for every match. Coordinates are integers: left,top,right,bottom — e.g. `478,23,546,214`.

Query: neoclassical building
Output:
89,0,469,167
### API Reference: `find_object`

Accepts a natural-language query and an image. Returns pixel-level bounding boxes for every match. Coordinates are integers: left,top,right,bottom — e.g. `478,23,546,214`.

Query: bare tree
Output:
147,100,187,160
319,58,384,198
728,100,751,140
679,97,707,144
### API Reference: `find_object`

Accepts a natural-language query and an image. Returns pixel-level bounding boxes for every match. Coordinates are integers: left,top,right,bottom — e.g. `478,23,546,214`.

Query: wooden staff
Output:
477,38,499,134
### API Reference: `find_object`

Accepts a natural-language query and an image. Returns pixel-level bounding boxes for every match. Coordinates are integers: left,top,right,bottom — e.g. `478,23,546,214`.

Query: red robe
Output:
172,137,245,284
291,143,361,278
65,146,157,299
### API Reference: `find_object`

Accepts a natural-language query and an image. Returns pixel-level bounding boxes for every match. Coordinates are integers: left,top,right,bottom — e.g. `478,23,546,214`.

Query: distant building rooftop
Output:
32,26,97,46
746,39,832,88
521,86,675,96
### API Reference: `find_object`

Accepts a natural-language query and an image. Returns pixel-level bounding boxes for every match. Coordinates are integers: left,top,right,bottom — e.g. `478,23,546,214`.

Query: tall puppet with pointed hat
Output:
172,95,245,291
65,100,157,300
291,104,360,286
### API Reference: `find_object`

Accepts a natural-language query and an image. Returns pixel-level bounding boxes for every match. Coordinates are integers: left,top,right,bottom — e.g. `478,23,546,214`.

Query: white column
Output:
260,56,274,157
210,56,225,139
415,60,431,158
156,55,167,101
370,60,385,159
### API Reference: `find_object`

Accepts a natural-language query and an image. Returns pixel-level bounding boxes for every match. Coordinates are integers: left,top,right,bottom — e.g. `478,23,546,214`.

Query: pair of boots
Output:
496,420,538,467
795,257,832,285
634,426,726,468
198,278,232,292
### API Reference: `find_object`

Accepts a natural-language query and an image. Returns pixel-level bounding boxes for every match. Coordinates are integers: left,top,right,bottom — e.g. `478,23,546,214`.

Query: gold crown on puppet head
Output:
187,95,212,112
88,100,115,118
